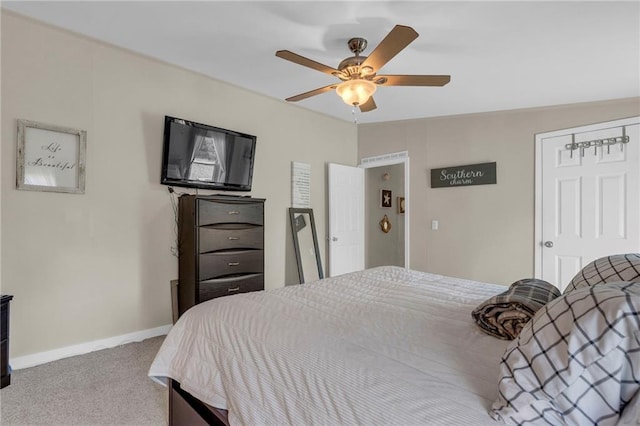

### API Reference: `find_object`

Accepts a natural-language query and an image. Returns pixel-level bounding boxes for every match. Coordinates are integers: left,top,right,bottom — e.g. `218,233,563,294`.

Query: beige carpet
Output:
0,336,167,426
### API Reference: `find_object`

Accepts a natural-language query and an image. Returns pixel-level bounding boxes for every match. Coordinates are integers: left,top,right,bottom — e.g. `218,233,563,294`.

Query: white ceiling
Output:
3,1,639,124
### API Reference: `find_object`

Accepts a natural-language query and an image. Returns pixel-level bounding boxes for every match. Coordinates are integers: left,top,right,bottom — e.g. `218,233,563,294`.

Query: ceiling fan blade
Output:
361,25,419,72
376,75,451,86
285,83,337,102
276,50,339,76
359,97,377,112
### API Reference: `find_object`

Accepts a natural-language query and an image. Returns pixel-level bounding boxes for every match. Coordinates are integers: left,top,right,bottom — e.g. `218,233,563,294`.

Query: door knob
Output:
544,241,553,248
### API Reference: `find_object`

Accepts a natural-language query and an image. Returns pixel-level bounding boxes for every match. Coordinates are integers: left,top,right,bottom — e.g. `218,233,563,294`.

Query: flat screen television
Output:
161,116,257,191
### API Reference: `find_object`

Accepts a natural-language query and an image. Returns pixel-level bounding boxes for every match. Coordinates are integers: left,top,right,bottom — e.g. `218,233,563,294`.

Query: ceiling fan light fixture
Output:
332,71,347,80
360,65,374,76
276,25,447,113
336,79,376,106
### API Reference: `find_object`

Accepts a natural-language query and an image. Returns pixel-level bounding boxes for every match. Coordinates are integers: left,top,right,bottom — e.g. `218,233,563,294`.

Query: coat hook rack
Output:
564,129,629,158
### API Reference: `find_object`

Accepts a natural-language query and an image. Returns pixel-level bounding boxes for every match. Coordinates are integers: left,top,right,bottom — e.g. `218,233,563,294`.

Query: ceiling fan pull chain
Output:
352,106,358,123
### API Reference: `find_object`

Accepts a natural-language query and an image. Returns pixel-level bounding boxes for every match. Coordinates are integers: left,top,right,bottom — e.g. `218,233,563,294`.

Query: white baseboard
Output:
10,324,172,370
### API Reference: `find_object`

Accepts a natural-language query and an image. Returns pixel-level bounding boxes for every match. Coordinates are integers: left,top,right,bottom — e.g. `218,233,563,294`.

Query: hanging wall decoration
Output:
397,197,405,214
430,162,496,188
291,161,311,208
379,214,392,233
16,119,87,194
380,189,392,208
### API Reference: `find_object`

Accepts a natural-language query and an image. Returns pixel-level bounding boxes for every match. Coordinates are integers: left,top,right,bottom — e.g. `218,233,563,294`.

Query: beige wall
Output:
1,12,357,358
358,98,640,285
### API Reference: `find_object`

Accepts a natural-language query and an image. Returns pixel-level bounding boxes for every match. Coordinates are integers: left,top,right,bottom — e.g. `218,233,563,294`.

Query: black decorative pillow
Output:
471,278,560,340
564,253,640,294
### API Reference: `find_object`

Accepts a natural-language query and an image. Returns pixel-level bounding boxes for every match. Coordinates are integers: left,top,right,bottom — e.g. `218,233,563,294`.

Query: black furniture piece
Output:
1,294,14,389
177,195,265,317
169,379,229,426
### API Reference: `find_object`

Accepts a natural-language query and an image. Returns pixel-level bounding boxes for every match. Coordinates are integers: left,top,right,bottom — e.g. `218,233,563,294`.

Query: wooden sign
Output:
430,162,496,188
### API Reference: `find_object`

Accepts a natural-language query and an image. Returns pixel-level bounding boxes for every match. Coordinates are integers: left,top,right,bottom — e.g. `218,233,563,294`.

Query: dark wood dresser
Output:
177,195,265,317
1,294,14,389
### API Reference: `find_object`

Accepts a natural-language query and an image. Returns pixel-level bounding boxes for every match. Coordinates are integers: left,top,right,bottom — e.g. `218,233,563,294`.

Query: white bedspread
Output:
149,266,509,425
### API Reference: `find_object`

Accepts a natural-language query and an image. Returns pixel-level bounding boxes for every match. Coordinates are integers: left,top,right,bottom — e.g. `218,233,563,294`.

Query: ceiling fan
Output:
275,25,451,112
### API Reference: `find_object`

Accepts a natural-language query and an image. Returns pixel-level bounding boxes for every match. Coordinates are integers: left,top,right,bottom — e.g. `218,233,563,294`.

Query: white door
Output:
536,118,640,291
328,163,365,276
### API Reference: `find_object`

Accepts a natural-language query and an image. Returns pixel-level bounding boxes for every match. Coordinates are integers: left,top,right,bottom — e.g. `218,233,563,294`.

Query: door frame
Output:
533,116,640,278
359,151,410,269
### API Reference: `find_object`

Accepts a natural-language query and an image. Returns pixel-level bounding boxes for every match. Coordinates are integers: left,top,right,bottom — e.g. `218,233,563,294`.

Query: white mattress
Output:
149,266,509,425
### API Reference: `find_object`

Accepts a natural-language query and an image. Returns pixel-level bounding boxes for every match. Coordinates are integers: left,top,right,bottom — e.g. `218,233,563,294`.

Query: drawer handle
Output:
228,211,240,215
228,262,240,266
228,287,240,292
228,236,240,240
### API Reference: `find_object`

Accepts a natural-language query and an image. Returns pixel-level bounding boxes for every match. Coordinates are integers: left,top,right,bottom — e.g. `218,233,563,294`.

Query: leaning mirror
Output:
289,208,324,283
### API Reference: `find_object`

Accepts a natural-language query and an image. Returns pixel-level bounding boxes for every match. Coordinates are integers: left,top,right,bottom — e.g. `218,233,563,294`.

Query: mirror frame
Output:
289,208,324,283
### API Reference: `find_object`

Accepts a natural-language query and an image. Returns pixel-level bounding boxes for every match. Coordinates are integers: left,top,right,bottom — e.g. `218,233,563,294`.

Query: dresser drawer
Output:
199,273,263,302
199,226,263,253
198,200,263,226
199,250,263,280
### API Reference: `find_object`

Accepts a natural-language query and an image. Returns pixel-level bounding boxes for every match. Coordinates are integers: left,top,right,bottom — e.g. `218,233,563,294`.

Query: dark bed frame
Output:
169,379,229,426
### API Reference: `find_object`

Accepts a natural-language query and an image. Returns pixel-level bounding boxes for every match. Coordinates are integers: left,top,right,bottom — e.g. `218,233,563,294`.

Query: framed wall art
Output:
397,197,405,214
380,189,392,208
16,119,87,194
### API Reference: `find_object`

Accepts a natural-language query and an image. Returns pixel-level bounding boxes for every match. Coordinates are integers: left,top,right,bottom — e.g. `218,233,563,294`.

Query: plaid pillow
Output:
564,253,640,294
491,281,640,425
471,278,560,340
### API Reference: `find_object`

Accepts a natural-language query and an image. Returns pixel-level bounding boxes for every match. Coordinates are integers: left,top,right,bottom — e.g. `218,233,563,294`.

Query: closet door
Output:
535,118,640,291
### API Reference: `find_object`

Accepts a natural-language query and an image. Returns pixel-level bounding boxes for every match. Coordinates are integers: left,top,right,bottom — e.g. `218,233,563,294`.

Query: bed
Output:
149,264,640,425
